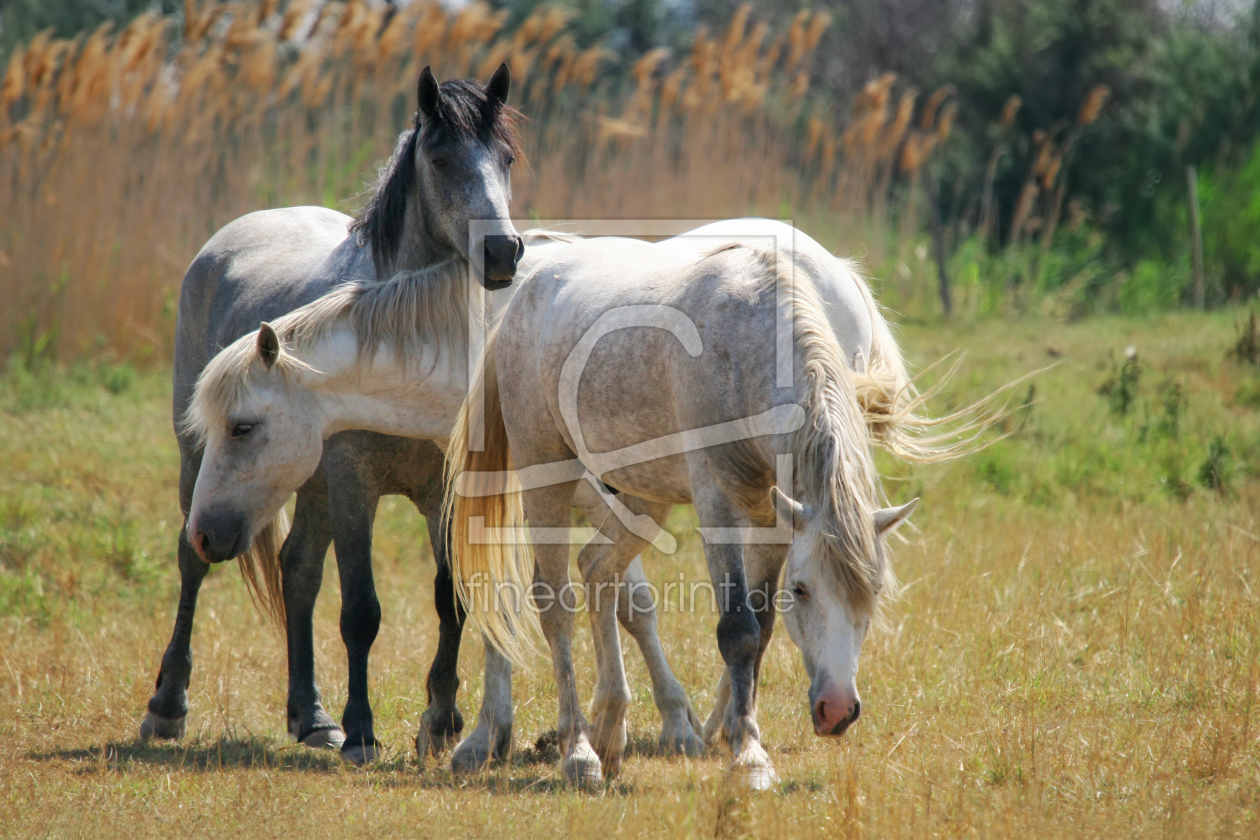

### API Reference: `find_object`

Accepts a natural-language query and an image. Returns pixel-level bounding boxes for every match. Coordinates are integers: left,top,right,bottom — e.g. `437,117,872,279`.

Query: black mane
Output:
350,78,523,274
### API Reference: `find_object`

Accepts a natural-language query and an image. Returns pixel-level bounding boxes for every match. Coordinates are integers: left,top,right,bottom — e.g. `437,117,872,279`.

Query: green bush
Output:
1119,259,1190,315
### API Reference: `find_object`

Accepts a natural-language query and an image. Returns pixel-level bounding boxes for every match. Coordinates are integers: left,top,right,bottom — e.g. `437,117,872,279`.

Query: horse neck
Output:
380,195,457,277
293,321,470,445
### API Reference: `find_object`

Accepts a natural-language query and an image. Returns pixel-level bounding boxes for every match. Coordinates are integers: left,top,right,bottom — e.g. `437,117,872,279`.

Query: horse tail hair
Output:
845,263,1033,463
444,325,540,667
238,508,288,631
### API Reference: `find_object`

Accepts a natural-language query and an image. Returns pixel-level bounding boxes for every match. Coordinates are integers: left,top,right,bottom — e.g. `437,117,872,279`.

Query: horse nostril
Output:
513,236,524,261
814,700,827,725
850,700,861,723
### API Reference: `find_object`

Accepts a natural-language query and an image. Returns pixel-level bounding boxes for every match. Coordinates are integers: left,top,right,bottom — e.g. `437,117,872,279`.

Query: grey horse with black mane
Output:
140,64,523,765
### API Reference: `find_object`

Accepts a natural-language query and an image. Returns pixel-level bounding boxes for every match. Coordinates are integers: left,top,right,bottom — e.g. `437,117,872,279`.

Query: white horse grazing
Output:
182,219,906,770
446,236,980,788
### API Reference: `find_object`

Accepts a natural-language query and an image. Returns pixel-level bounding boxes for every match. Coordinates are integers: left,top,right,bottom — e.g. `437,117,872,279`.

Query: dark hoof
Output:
139,711,186,741
342,740,381,765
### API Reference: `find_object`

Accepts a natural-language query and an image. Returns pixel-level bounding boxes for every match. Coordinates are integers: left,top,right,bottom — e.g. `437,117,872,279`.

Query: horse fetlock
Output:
658,717,706,757
139,711,186,741
417,707,464,760
722,713,762,756
420,704,464,746
589,712,627,770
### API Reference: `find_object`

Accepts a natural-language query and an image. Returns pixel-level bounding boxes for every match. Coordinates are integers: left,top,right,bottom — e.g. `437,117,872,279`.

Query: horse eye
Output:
431,158,449,170
792,583,810,602
506,154,516,166
231,423,255,438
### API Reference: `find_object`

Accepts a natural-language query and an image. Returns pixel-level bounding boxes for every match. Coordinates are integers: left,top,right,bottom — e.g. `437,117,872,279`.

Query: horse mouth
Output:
190,522,248,563
822,718,854,738
480,274,515,291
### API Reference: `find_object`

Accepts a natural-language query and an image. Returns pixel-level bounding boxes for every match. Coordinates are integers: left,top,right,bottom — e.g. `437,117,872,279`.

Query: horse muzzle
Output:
480,233,523,289
188,510,249,563
810,678,861,738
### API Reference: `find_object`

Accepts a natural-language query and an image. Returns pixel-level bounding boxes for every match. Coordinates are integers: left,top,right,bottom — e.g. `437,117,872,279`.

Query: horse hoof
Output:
730,764,779,792
450,736,490,774
301,727,345,750
139,712,185,741
660,728,706,758
563,748,603,789
416,724,457,760
342,742,381,765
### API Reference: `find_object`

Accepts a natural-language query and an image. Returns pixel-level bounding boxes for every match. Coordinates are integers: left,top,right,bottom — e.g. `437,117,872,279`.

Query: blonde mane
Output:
729,246,889,616
183,259,473,445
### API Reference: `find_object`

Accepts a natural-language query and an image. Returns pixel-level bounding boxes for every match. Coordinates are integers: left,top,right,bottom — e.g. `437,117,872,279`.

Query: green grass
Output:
0,311,1258,838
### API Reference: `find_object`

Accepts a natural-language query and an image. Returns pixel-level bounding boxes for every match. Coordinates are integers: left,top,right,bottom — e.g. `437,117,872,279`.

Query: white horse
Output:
183,219,904,770
445,235,985,788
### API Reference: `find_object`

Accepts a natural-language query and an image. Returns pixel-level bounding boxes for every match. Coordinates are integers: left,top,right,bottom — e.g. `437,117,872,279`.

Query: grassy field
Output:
1,310,1259,838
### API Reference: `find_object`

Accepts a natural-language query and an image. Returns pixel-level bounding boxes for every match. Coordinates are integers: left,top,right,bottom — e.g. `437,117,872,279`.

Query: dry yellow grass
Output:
0,0,950,363
1,312,1257,837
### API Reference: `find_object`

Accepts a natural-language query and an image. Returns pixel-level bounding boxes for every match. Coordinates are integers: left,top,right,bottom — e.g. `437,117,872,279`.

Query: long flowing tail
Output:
238,508,288,630
444,326,541,667
848,266,1031,463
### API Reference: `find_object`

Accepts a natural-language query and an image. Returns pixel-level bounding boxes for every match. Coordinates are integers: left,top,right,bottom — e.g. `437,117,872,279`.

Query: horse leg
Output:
325,461,383,765
571,485,703,759
414,507,466,761
525,481,602,787
701,670,731,746
702,544,786,745
693,485,778,790
618,556,705,756
450,638,514,774
282,486,343,749
141,455,207,741
746,543,787,710
576,536,633,778
140,526,207,740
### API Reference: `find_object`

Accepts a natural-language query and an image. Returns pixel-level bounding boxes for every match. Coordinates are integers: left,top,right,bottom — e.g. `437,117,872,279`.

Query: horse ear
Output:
256,322,281,370
416,66,439,122
770,487,809,530
486,62,511,106
874,498,918,536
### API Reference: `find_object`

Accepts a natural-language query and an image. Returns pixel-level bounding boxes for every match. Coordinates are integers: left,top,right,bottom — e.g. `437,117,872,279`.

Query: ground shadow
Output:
28,735,345,775
24,728,733,797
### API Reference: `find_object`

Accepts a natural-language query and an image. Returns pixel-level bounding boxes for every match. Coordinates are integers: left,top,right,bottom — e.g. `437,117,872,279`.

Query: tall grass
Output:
0,0,972,362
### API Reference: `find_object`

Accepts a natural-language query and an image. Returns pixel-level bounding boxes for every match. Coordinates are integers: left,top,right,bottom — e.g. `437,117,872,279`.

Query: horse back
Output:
172,206,367,432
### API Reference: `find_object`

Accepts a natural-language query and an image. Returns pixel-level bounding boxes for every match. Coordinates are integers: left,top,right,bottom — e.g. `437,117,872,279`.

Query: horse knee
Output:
716,612,761,664
340,595,381,648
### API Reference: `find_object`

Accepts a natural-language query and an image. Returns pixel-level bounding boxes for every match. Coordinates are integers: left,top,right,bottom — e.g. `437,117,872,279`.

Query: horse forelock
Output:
184,260,472,446
420,79,523,158
182,332,309,449
350,78,523,275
